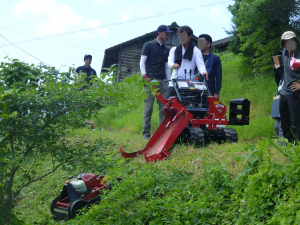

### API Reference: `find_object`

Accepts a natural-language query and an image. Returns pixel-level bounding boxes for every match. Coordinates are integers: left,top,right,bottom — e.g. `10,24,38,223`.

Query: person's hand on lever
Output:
202,72,208,80
214,93,220,100
172,63,180,70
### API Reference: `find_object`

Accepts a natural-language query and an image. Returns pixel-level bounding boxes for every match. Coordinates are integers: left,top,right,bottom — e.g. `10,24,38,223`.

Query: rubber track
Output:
188,127,205,146
224,128,238,143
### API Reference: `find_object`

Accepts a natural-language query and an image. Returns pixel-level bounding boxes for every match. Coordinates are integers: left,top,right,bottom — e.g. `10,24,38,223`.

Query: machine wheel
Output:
68,199,88,219
175,127,189,144
188,127,205,146
224,128,238,143
50,196,61,215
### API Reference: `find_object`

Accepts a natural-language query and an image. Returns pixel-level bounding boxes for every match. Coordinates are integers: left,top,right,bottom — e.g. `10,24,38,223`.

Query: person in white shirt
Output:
167,26,208,97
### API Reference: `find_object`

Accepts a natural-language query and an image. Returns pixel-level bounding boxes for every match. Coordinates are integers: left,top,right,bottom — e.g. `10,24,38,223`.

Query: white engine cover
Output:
70,180,88,194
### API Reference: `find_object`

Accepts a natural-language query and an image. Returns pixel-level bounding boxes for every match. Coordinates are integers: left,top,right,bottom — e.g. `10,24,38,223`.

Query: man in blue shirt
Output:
197,34,222,99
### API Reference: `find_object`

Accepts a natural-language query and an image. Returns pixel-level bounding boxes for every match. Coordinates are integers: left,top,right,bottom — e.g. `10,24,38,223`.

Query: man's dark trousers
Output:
279,92,300,142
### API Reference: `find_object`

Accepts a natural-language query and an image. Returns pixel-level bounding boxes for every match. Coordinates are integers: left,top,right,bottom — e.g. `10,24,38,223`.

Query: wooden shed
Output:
101,22,230,82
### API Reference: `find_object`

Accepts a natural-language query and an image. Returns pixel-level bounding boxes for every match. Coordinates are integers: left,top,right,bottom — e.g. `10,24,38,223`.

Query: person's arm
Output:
165,62,171,80
195,48,208,79
141,43,151,79
214,56,222,96
274,68,282,86
168,47,176,68
140,55,147,77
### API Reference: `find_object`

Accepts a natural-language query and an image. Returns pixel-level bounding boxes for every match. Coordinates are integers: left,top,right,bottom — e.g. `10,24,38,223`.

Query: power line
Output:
0,26,105,52
0,34,52,66
1,0,233,47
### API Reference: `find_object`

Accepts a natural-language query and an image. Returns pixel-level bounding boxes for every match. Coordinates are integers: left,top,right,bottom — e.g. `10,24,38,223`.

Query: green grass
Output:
13,52,290,224
95,52,278,141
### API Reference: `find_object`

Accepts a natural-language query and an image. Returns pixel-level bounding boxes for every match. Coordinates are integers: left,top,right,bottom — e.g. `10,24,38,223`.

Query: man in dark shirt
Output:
76,54,97,130
140,25,172,139
76,54,97,86
197,34,222,100
278,31,300,143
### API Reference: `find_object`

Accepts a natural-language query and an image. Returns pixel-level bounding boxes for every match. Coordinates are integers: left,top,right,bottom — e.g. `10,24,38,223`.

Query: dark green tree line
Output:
227,0,300,74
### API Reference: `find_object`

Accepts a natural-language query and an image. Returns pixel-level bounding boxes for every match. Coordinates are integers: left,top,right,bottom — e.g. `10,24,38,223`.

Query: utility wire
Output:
0,34,52,67
0,26,105,52
1,0,233,47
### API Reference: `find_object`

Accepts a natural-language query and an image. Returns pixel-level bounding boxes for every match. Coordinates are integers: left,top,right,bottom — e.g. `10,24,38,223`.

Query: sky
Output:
0,0,234,74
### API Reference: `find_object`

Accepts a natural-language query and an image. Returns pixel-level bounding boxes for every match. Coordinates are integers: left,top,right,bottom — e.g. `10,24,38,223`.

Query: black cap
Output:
84,54,92,60
157,25,173,34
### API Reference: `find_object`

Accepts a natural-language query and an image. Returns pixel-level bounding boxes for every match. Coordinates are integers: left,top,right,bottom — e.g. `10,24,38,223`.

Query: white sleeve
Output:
168,47,176,68
195,47,207,74
165,62,171,80
140,55,147,75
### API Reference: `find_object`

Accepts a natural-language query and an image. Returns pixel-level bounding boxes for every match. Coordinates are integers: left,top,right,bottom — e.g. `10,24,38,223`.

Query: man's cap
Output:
280,31,299,47
84,54,92,60
157,25,173,34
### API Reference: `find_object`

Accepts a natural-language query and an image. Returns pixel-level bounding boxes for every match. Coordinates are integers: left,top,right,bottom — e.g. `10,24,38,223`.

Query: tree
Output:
0,58,143,224
227,0,300,74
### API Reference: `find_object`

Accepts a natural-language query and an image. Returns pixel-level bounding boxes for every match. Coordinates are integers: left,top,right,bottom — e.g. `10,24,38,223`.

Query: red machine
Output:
50,170,107,220
120,78,250,162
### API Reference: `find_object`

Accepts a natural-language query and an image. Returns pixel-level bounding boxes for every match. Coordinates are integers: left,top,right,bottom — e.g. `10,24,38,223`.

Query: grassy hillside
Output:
95,52,278,140
14,53,299,225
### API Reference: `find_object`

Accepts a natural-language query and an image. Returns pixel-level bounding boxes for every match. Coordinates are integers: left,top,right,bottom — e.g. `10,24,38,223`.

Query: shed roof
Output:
101,22,231,73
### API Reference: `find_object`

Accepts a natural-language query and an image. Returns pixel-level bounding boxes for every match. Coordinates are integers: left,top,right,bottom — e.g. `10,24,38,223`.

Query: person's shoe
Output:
143,135,150,140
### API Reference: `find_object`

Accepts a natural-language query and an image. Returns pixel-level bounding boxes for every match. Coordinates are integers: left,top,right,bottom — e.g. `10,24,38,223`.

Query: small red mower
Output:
50,169,107,220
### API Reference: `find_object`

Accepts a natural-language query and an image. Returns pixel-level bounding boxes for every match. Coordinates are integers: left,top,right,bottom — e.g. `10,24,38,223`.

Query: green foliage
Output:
66,139,300,225
220,52,277,140
0,58,141,224
7,53,300,224
227,0,300,74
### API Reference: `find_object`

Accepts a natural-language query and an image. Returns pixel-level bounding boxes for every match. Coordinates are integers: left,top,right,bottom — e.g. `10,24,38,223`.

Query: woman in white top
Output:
167,26,208,97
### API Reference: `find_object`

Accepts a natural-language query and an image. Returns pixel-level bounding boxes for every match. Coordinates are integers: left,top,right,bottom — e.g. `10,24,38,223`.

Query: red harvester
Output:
120,78,250,162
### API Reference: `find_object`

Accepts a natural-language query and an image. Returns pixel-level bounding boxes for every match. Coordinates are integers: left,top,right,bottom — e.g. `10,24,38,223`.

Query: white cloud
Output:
87,19,101,28
118,5,153,22
13,0,83,34
210,6,225,22
122,13,130,21
13,0,56,18
78,19,107,38
13,0,108,37
97,0,108,4
37,5,83,34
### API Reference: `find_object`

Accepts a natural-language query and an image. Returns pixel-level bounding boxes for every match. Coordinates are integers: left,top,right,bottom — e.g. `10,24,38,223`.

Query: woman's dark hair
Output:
199,34,213,46
177,26,193,37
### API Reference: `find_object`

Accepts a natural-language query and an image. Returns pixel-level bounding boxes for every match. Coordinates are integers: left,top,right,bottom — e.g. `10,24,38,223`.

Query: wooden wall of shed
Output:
119,42,142,81
118,35,156,81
